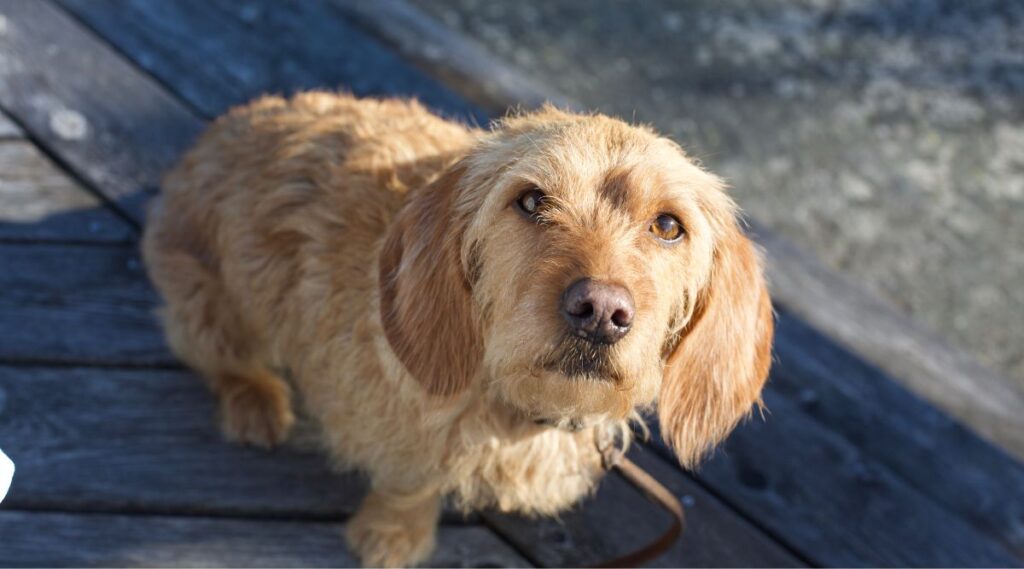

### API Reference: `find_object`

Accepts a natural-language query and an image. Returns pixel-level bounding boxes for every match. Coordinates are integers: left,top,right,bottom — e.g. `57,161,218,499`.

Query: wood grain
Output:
0,243,172,366
626,449,805,568
0,361,802,567
0,141,133,242
769,308,1024,558
0,365,362,517
483,447,803,568
0,511,530,567
332,0,572,116
754,222,1024,460
0,0,203,224
650,390,1021,567
58,0,485,124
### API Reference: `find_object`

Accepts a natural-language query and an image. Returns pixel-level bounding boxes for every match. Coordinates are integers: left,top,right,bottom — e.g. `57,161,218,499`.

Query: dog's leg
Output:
345,485,441,568
164,301,295,448
214,366,295,448
144,238,295,448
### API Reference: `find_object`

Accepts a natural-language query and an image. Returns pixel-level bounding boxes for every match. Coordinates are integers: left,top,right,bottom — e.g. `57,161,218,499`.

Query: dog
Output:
142,92,773,567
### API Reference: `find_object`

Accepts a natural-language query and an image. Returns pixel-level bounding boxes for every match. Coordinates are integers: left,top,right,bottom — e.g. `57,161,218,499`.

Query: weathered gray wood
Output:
0,363,798,566
0,0,483,229
649,391,1020,567
0,140,133,242
0,511,530,567
0,110,22,138
754,222,1024,460
0,365,363,517
483,447,803,568
58,0,485,125
0,363,475,524
0,0,204,224
333,0,1024,463
769,309,1024,558
332,0,571,116
626,449,805,568
0,243,172,366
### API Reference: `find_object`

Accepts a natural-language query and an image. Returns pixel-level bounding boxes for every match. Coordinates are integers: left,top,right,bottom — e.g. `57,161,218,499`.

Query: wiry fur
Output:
142,92,774,567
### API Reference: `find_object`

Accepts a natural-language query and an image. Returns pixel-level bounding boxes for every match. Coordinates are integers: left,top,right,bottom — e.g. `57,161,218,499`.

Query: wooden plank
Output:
0,365,364,517
1,0,483,228
647,391,1020,567
0,140,133,243
0,110,23,138
0,511,529,567
334,0,1024,462
753,222,1024,460
0,243,172,366
58,0,486,125
0,361,799,566
626,449,804,568
769,309,1024,558
0,0,204,224
0,363,476,524
483,447,802,568
332,0,571,116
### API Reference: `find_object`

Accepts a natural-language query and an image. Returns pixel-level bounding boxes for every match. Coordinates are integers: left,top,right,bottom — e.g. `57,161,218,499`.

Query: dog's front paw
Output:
345,515,435,568
218,379,294,448
345,490,439,568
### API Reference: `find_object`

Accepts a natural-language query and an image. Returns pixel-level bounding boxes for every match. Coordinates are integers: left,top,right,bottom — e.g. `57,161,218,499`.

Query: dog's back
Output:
142,92,476,447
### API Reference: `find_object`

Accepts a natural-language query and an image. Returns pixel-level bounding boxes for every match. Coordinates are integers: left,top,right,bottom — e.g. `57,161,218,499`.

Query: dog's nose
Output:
560,278,635,344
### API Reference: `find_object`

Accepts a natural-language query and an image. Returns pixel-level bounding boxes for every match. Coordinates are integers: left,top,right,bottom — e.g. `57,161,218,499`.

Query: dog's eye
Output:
515,188,547,219
650,214,684,242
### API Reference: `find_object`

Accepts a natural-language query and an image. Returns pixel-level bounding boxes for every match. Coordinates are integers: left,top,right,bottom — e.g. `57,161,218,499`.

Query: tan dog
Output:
142,92,773,567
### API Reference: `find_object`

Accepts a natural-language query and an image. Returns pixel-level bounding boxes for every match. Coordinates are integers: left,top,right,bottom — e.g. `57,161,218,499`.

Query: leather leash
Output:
590,440,686,568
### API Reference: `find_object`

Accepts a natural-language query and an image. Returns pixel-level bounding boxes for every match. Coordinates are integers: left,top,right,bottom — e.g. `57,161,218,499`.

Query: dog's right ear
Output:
658,220,774,469
378,163,483,396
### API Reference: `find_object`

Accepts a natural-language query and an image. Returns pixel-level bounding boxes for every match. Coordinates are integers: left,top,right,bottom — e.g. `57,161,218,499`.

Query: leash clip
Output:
597,434,626,471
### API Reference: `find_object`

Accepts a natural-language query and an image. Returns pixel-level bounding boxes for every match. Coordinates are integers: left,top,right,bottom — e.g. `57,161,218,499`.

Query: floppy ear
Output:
658,221,774,468
378,164,482,396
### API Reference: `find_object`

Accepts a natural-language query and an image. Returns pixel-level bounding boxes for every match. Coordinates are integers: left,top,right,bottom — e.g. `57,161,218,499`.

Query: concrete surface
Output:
411,0,1024,390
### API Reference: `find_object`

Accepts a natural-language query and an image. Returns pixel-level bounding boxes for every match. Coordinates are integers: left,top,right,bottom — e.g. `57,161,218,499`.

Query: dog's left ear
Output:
378,163,483,396
658,220,774,468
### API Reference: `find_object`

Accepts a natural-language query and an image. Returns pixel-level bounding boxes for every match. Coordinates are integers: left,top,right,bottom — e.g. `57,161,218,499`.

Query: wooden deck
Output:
0,0,1022,566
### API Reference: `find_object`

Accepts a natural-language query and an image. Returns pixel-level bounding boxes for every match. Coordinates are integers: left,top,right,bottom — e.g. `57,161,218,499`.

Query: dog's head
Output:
380,106,773,467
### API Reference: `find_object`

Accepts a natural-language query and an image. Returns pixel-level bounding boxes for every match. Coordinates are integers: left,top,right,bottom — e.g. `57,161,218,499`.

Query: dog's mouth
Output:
540,335,621,382
494,334,634,431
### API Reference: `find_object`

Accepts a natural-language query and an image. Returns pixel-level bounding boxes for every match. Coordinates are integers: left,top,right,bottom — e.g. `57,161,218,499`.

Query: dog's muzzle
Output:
545,335,618,381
